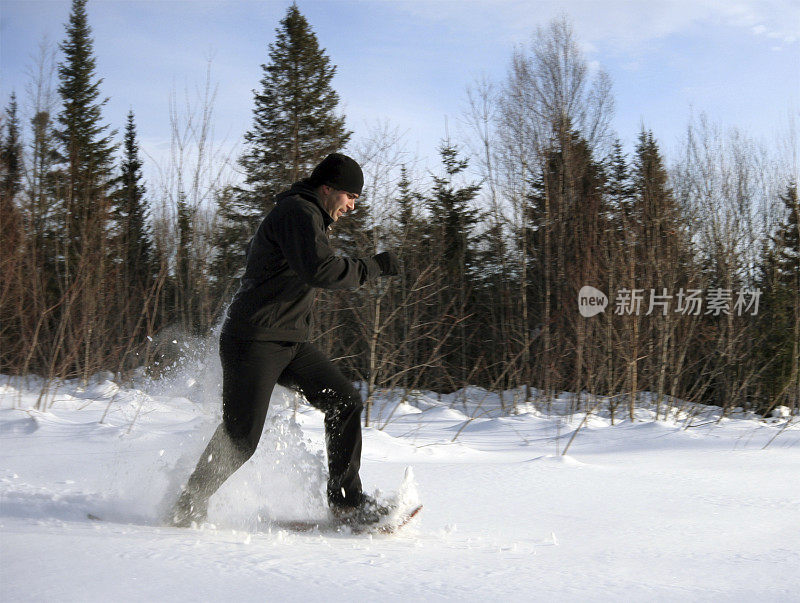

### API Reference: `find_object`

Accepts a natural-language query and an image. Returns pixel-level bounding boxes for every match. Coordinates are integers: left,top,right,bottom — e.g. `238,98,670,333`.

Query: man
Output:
172,153,400,527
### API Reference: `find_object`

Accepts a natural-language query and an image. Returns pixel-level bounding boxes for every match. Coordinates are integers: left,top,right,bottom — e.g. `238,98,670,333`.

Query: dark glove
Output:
373,251,400,276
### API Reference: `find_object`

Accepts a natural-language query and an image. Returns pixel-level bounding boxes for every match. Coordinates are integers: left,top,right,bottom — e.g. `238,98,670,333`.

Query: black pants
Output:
182,333,364,508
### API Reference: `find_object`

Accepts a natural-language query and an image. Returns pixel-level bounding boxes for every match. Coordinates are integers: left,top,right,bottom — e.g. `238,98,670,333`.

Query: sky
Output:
1,0,798,190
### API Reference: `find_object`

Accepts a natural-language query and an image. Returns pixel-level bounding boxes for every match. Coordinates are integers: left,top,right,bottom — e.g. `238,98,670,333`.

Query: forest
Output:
1,0,798,420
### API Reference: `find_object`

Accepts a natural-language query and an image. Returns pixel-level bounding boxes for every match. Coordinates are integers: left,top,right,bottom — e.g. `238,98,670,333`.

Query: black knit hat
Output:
308,153,364,196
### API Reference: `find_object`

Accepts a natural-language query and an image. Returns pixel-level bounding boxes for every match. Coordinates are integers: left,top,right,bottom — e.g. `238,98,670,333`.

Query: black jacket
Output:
222,181,381,341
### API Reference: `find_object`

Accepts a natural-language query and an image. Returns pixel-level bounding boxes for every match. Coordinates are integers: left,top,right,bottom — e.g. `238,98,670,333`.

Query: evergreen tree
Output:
631,130,679,267
0,94,25,374
53,0,117,276
395,166,421,239
599,138,633,396
630,129,686,299
1,93,23,202
631,129,688,409
42,0,119,378
525,122,608,396
115,110,153,289
212,4,351,289
209,185,248,302
775,182,800,284
239,3,349,209
526,125,607,298
392,165,427,265
0,92,24,260
757,182,800,409
426,140,482,283
175,191,198,333
472,216,512,386
387,165,427,389
425,140,482,388
605,138,634,217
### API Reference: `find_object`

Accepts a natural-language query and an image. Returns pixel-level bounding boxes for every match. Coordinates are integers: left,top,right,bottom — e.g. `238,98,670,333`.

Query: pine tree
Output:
629,129,687,306
0,94,26,373
758,182,800,410
631,130,680,270
775,182,800,284
1,93,23,202
472,216,512,388
174,191,199,333
212,4,351,293
631,129,687,412
115,110,153,289
427,140,482,283
525,121,608,398
605,139,634,217
392,165,427,264
599,139,633,398
239,3,350,210
0,92,25,266
425,140,482,389
50,0,118,379
53,0,117,278
209,185,248,302
387,165,427,390
395,166,420,238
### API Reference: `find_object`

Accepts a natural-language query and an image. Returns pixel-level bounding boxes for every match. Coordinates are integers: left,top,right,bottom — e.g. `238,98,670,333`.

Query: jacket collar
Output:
279,180,334,228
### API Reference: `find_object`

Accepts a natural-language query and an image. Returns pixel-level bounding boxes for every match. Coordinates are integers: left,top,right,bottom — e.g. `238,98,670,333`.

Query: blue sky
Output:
1,0,798,186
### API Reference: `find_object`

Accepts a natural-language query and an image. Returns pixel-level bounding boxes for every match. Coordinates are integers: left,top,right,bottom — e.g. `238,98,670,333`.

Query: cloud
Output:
390,0,800,51
716,0,800,44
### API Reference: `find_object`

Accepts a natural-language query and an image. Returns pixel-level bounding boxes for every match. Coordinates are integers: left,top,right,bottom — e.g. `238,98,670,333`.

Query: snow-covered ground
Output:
1,366,799,602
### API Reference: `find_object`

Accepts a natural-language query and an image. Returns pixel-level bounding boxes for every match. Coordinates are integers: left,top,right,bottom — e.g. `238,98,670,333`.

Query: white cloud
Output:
716,0,800,44
391,0,800,50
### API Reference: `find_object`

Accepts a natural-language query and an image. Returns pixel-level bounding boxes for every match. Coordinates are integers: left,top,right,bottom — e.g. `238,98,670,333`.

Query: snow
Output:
1,369,799,601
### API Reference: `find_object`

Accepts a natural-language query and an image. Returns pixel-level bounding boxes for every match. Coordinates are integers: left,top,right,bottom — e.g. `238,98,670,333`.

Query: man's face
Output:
320,186,357,222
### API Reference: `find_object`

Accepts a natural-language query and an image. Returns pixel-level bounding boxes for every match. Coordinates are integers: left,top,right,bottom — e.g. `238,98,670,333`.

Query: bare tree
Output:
150,59,238,337
493,16,615,407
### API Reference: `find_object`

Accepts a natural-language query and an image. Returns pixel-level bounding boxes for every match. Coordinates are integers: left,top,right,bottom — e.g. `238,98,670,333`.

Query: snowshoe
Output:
329,493,392,526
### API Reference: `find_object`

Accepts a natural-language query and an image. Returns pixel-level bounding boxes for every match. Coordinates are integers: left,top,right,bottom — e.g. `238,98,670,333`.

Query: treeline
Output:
1,1,797,418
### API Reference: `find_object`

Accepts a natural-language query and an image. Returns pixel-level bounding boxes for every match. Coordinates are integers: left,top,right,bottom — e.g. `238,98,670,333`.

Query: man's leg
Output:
173,336,294,526
278,343,364,508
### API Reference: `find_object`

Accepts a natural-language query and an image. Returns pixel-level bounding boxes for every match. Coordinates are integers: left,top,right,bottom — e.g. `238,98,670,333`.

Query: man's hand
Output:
373,251,400,276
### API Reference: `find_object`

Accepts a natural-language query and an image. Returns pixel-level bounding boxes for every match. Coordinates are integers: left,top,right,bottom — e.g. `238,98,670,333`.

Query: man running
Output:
173,153,400,527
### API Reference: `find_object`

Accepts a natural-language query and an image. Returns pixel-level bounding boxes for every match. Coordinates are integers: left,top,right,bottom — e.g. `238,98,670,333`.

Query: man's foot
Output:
330,493,392,526
171,489,208,528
